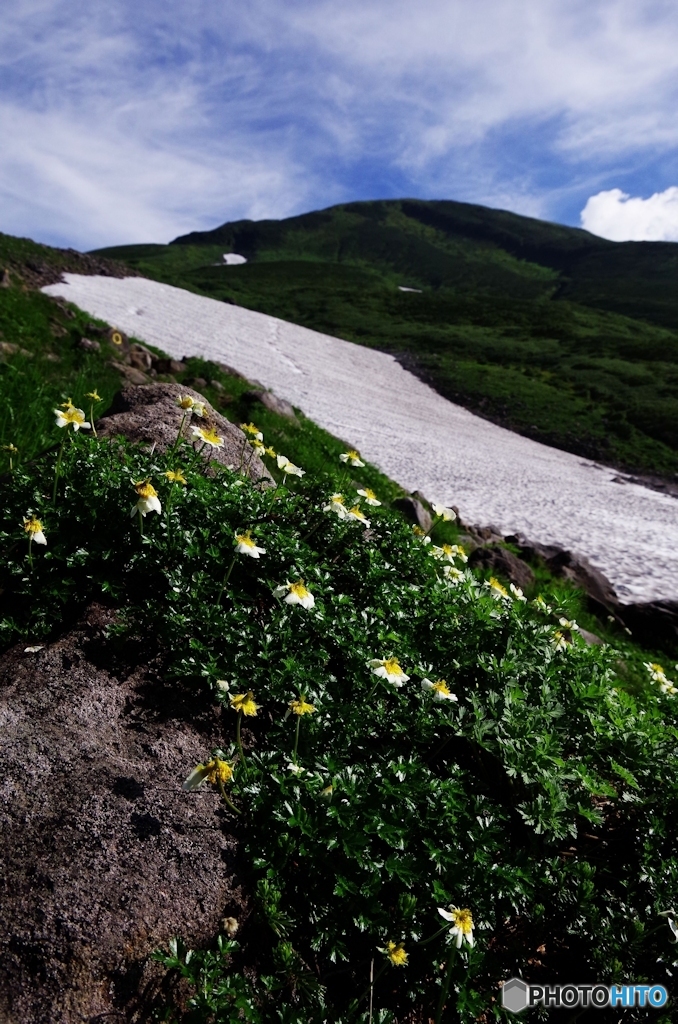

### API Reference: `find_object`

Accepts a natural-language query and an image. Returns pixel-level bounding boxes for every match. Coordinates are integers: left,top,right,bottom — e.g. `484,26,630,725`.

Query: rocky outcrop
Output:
468,544,535,591
0,605,245,1023
391,497,432,532
96,383,273,484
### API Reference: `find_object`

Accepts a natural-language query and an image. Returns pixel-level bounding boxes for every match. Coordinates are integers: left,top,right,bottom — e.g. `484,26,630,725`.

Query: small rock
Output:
245,389,297,420
78,337,101,352
217,362,246,379
129,344,154,372
210,379,225,392
468,545,535,591
108,360,150,385
0,269,10,288
155,357,186,375
188,377,208,389
392,497,432,533
0,341,32,358
43,352,61,363
579,628,604,646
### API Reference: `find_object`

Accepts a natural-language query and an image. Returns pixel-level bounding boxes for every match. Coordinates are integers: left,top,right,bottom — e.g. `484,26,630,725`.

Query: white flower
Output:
131,480,161,517
551,629,570,651
485,577,510,600
432,503,456,522
54,405,91,432
234,531,266,558
23,517,47,545
559,617,579,631
430,544,464,563
421,678,458,702
346,505,370,527
368,657,410,687
215,679,230,692
191,425,224,448
442,565,465,584
644,662,668,683
437,906,474,948
277,455,305,477
323,493,348,518
274,580,315,609
339,449,364,467
357,487,381,506
510,584,527,602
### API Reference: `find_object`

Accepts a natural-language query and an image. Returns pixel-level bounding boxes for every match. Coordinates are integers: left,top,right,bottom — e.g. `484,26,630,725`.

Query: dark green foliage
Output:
95,199,678,477
3,434,678,1022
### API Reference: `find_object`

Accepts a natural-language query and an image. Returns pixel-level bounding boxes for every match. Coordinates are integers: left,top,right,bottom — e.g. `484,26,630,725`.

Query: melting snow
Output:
43,274,678,603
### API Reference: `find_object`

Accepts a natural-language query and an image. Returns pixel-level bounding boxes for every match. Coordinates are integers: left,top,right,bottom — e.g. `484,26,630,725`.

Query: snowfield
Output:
44,274,677,603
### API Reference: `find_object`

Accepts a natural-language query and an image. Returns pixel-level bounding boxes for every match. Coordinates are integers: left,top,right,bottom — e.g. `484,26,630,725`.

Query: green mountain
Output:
93,198,678,478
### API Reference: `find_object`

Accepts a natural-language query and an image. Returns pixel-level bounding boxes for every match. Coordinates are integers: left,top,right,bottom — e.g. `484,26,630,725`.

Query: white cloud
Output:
580,186,678,241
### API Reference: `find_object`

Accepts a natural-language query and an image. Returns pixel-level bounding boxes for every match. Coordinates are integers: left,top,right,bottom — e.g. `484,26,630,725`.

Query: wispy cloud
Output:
2,0,678,247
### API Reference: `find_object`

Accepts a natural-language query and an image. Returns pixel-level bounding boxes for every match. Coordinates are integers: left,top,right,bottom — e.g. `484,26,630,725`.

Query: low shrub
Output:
2,419,677,1022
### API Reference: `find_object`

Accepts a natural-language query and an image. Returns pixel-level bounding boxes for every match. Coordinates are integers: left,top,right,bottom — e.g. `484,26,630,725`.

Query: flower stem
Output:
293,715,301,763
217,778,242,815
138,508,144,537
217,556,237,603
172,410,188,457
435,945,457,1024
368,958,375,1024
89,404,97,438
236,711,247,771
52,437,65,504
27,535,33,570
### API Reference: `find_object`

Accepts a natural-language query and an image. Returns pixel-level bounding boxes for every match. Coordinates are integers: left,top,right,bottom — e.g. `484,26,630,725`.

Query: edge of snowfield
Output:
44,274,678,604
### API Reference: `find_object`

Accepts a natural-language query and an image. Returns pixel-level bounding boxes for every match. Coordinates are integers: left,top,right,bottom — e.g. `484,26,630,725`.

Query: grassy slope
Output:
93,199,678,478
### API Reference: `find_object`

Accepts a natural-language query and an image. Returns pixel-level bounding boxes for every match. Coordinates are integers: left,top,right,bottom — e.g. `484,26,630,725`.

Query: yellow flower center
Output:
86,390,101,402
236,531,255,548
135,480,158,499
489,576,508,597
348,506,365,519
650,663,664,674
230,691,259,716
23,517,43,535
363,488,377,500
205,759,233,786
383,658,402,676
197,426,223,445
241,422,261,436
165,470,187,484
346,450,360,460
289,581,310,599
432,679,451,696
62,407,86,425
386,941,408,966
451,908,473,934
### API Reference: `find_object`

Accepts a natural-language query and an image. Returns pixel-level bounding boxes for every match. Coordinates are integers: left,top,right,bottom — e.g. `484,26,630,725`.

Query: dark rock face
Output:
96,383,273,484
468,544,535,591
391,497,432,532
0,605,244,1023
617,600,678,657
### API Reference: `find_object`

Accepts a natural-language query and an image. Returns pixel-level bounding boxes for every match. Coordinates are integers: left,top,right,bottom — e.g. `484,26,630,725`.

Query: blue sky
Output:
2,0,678,250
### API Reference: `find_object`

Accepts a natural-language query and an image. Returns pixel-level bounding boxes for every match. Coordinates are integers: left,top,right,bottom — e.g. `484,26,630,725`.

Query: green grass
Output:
94,198,678,478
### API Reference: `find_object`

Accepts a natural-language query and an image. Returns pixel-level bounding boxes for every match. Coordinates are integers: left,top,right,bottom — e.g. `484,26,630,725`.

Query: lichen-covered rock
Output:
0,605,245,1023
96,382,273,484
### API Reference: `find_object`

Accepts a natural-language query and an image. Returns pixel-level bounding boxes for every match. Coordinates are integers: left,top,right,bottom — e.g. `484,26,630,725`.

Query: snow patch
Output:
43,274,678,603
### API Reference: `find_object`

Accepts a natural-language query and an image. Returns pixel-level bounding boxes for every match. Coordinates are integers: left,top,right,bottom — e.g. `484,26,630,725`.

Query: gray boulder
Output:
96,383,273,484
468,544,535,591
0,605,244,1023
391,497,432,532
